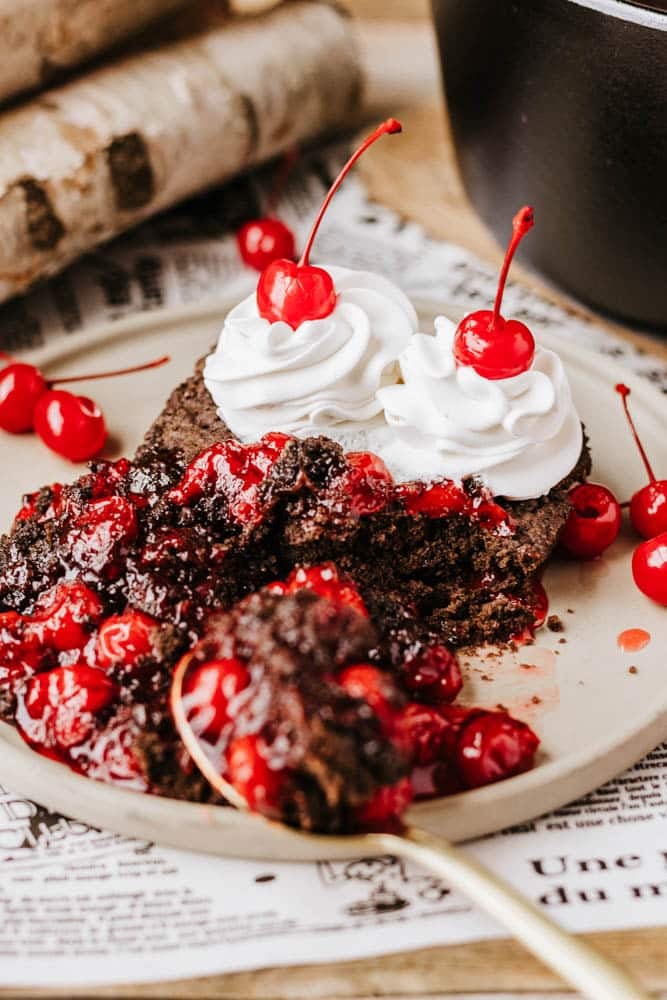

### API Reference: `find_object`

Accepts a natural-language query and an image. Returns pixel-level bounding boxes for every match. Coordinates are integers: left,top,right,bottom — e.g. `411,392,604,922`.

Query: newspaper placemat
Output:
1,147,666,988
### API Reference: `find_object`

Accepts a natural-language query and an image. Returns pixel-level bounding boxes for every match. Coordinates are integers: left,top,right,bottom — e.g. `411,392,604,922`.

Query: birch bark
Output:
0,0,188,104
0,0,362,303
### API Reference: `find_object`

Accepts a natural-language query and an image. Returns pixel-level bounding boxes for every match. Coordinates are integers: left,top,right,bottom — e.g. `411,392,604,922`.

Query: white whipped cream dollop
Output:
204,265,417,441
377,315,583,500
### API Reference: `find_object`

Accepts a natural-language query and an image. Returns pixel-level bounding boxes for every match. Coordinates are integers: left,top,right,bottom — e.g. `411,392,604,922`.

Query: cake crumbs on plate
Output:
547,614,564,632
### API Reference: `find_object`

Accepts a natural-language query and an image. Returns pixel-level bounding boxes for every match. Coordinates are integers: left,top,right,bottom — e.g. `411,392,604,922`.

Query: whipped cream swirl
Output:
204,265,417,441
377,316,583,500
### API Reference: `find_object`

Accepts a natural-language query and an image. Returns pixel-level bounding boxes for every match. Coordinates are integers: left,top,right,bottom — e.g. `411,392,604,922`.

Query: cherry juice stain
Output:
617,628,651,653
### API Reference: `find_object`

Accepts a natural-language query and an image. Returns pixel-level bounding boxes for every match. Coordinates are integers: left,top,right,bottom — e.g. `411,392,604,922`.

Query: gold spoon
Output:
172,652,647,1000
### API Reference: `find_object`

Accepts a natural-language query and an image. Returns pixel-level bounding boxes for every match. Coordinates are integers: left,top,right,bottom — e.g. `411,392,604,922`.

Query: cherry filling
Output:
65,496,139,577
225,734,288,813
182,657,251,743
96,610,159,670
340,451,394,516
455,711,539,788
14,483,64,524
16,665,118,755
170,573,539,831
400,644,463,705
0,612,44,684
167,432,291,525
395,479,513,532
276,563,370,618
27,581,104,652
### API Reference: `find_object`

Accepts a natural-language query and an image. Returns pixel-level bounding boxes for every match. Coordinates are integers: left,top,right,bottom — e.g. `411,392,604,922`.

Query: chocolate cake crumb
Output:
558,637,567,644
629,665,638,674
547,615,564,632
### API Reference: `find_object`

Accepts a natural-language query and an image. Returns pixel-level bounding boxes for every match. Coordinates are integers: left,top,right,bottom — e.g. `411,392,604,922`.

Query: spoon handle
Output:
377,825,646,1000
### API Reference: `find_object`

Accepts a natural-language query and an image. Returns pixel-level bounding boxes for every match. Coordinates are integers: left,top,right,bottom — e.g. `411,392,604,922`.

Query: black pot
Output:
432,0,667,328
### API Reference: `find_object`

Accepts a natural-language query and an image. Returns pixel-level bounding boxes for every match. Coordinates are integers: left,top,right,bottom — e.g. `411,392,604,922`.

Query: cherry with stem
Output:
615,383,667,539
0,353,170,462
256,118,402,329
453,206,536,380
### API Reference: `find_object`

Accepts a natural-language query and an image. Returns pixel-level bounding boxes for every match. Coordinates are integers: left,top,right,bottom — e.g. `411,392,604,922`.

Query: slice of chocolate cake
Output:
134,355,591,649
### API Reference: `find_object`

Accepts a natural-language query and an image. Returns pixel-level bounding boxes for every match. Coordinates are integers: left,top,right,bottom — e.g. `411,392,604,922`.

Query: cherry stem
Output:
615,383,656,482
492,205,535,324
266,145,299,214
298,118,402,267
49,355,170,387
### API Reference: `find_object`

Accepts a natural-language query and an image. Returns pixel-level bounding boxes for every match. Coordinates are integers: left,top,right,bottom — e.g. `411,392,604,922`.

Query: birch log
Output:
0,0,361,304
0,0,188,105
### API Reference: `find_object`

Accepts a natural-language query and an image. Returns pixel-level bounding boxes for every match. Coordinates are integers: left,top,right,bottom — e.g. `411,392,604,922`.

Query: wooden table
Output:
4,7,666,1000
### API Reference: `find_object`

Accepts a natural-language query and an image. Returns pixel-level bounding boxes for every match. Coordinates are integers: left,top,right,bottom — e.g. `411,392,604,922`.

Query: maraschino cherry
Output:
0,363,47,433
0,354,168,461
632,532,667,606
237,148,298,272
615,383,667,539
453,206,536,379
559,482,622,559
256,118,402,328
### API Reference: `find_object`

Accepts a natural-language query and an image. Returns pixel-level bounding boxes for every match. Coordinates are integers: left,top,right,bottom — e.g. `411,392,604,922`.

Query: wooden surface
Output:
3,6,666,1000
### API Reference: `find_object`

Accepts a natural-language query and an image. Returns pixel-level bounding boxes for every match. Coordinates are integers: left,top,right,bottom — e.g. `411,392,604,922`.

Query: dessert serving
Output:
2,118,643,835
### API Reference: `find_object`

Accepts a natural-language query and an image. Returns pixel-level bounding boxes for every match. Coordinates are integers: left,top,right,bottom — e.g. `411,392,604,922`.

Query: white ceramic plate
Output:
0,300,665,860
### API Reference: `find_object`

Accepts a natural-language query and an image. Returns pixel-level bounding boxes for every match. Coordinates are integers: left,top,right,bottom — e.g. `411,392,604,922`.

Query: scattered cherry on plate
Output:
453,206,536,380
256,118,402,328
615,383,667,539
0,354,169,461
559,482,622,559
0,363,48,432
237,147,298,272
632,532,667,606
34,391,108,463
237,218,296,272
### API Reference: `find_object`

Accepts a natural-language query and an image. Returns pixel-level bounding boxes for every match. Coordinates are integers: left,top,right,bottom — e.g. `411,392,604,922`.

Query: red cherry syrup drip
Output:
616,628,651,653
453,206,536,380
615,383,667,539
256,118,402,328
